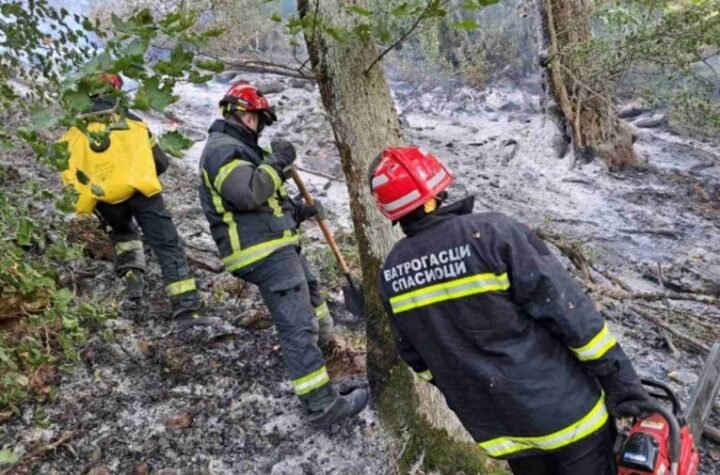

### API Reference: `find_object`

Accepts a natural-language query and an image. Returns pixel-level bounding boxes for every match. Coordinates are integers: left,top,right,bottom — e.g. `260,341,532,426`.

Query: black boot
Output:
308,387,369,429
172,307,237,340
122,270,144,301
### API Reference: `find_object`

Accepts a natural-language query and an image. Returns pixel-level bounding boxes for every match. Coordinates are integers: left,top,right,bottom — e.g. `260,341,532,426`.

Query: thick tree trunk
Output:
298,1,490,472
537,0,637,169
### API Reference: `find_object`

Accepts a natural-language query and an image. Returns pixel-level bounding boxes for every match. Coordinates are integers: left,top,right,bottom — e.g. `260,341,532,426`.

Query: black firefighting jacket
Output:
379,196,641,459
198,119,298,275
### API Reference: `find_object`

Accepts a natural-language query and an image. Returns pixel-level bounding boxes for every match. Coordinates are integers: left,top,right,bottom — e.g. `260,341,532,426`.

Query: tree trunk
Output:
537,0,637,169
298,1,492,472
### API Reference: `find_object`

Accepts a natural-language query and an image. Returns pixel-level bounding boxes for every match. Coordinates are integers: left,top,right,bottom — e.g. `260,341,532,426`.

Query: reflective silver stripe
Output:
478,393,608,457
383,190,421,212
571,323,617,362
417,369,433,382
291,366,330,396
166,278,197,296
427,169,448,188
371,174,389,189
314,302,330,321
390,272,510,314
115,240,143,254
222,235,299,272
258,164,282,191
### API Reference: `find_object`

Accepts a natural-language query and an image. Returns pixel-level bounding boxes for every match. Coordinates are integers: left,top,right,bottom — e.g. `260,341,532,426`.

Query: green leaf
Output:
55,187,78,213
349,6,373,16
202,27,225,38
0,448,19,465
133,77,177,112
195,59,225,73
158,131,193,158
75,169,90,185
270,12,283,22
188,70,214,84
90,184,105,197
154,46,194,77
16,217,35,246
29,108,60,131
452,18,479,30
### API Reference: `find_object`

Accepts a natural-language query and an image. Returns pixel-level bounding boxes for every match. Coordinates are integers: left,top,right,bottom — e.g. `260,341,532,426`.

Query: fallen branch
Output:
704,425,720,445
590,264,632,291
593,287,717,305
295,165,344,182
534,227,592,283
1,431,75,475
631,306,710,354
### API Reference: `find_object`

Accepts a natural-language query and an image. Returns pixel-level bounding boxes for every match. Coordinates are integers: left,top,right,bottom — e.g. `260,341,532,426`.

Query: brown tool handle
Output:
290,167,351,275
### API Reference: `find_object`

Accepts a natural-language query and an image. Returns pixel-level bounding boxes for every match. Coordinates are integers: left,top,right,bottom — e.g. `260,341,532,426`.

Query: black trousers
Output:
95,193,200,312
508,425,616,475
236,246,334,411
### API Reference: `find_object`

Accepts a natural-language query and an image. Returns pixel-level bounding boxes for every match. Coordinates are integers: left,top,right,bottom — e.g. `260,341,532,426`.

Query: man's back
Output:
380,199,605,458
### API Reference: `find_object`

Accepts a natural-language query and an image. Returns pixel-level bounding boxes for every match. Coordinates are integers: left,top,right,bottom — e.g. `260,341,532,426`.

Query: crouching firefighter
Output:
197,81,368,428
370,147,651,474
60,73,207,330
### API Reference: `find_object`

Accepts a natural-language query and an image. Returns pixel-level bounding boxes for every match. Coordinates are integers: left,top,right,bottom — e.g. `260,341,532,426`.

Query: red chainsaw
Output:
616,343,720,475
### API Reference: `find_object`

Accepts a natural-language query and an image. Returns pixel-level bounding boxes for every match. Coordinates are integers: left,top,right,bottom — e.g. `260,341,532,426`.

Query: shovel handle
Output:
290,167,351,276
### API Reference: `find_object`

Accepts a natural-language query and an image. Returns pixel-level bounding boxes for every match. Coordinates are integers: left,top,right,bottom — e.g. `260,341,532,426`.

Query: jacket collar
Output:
400,196,475,237
209,119,260,147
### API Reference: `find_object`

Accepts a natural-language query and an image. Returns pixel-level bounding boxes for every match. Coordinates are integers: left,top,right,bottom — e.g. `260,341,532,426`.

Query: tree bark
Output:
537,0,637,169
298,1,490,472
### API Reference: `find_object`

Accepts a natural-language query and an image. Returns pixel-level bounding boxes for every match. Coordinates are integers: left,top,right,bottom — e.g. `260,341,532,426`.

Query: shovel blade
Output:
342,281,365,318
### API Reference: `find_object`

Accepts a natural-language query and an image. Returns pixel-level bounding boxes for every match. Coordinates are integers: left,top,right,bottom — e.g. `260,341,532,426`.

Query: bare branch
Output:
364,0,451,75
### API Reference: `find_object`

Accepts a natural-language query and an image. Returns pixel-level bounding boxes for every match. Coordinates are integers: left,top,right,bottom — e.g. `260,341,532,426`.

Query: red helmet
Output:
370,146,453,221
98,73,124,89
220,81,277,125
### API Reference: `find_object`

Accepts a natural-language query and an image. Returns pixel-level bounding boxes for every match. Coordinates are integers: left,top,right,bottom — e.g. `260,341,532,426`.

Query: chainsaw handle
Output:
641,378,682,416
633,401,681,473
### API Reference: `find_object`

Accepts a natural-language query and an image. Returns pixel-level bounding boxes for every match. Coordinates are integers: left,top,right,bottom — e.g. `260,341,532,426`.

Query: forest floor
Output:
1,70,719,474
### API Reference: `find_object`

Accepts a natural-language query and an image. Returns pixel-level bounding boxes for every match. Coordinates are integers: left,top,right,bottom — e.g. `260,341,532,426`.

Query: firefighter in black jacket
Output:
63,74,205,327
197,81,368,428
370,146,650,474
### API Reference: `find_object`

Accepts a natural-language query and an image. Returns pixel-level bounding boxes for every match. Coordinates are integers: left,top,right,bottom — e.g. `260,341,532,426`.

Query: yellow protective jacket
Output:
60,106,164,214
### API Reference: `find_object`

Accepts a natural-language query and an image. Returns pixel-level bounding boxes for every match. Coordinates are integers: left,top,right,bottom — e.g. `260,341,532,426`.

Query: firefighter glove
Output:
598,363,651,419
268,137,297,178
294,200,325,224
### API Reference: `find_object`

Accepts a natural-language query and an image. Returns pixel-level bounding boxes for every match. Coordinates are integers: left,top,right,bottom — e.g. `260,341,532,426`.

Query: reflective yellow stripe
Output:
203,169,241,252
389,272,510,314
213,159,252,191
115,240,143,254
222,235,299,272
258,163,282,191
267,195,284,217
291,365,330,396
571,323,617,362
478,393,608,458
314,302,330,321
416,369,433,382
166,277,197,296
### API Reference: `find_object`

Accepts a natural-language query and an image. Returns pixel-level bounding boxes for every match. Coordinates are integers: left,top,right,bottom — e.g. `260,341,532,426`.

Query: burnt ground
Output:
1,71,719,474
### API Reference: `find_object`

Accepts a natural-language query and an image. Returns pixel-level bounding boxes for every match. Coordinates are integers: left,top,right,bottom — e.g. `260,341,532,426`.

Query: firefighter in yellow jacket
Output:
61,74,210,331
